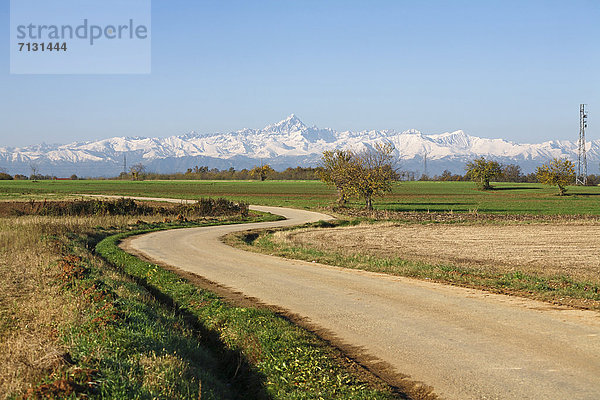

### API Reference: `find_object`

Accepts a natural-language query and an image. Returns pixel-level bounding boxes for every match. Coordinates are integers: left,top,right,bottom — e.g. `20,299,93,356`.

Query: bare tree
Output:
500,164,524,182
29,163,41,180
130,163,146,181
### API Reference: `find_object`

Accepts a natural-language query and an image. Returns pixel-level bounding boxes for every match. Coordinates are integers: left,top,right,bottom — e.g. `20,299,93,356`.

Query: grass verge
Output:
0,212,276,399
39,234,241,399
3,208,399,399
226,220,600,311
95,225,399,400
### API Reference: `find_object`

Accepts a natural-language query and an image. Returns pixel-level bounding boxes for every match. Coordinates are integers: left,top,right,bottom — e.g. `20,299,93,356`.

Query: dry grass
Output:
277,221,600,284
138,352,195,398
0,214,163,397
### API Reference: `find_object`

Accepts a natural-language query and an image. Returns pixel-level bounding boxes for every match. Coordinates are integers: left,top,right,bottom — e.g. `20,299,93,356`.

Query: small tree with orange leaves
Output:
536,158,575,196
250,164,274,181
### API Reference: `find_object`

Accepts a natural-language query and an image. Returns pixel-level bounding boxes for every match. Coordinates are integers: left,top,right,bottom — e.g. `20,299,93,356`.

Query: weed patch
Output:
24,367,99,399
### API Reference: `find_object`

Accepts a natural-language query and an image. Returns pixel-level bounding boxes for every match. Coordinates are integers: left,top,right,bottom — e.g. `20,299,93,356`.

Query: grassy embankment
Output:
1,180,600,214
0,199,398,399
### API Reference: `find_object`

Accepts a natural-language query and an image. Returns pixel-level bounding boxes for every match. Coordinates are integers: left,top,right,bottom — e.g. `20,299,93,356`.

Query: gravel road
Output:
122,203,600,400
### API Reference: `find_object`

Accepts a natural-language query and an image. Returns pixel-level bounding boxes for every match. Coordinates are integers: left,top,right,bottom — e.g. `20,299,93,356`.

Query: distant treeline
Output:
3,163,599,185
0,172,79,181
118,166,321,181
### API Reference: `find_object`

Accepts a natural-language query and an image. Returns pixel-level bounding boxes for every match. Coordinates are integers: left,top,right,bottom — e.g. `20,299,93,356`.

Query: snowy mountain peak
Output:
402,129,422,135
264,114,307,134
430,130,471,148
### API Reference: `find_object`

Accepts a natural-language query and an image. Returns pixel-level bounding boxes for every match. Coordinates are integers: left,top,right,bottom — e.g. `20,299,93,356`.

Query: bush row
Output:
9,197,249,217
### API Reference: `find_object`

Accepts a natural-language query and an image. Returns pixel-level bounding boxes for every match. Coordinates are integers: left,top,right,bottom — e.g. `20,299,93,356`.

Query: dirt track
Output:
120,203,600,400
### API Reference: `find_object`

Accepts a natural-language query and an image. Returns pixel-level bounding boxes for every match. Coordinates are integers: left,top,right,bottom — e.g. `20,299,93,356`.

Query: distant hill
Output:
0,114,596,177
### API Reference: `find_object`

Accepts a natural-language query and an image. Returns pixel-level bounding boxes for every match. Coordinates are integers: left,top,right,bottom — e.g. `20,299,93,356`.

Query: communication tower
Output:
576,104,588,185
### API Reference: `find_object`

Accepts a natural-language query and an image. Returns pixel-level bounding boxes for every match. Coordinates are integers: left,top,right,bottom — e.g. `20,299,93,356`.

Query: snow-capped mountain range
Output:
0,114,596,177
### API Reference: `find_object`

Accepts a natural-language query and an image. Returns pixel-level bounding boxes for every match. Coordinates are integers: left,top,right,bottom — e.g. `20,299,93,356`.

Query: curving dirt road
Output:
122,203,600,400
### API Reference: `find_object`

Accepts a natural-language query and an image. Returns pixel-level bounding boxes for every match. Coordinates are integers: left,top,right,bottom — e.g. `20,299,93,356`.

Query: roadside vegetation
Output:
0,198,398,399
97,229,397,400
0,197,248,219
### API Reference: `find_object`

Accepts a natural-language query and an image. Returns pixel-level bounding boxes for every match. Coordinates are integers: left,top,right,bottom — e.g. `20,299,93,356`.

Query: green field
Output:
1,179,600,214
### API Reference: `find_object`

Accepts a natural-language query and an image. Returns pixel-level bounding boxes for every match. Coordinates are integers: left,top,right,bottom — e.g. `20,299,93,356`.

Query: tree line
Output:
116,165,320,181
0,172,78,181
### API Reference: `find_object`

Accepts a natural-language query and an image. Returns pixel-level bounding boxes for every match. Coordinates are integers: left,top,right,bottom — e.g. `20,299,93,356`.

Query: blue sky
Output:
1,0,598,147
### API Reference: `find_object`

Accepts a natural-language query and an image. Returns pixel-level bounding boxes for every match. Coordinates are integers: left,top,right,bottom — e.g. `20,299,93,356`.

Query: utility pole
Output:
123,154,127,175
576,104,588,185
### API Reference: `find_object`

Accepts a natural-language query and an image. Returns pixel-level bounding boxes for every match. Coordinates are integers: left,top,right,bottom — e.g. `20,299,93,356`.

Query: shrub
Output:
8,198,249,218
174,198,248,218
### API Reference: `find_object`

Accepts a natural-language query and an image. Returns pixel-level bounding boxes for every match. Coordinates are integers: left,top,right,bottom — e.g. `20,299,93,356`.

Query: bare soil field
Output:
279,222,600,284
